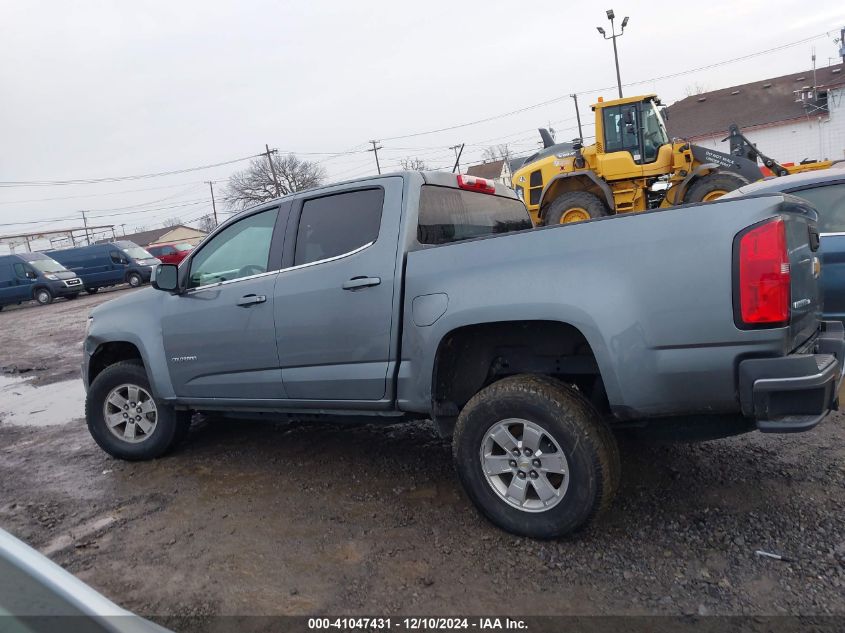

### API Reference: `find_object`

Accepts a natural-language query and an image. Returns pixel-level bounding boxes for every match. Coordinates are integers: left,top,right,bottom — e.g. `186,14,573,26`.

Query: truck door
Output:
12,263,34,302
274,177,403,403
160,205,287,400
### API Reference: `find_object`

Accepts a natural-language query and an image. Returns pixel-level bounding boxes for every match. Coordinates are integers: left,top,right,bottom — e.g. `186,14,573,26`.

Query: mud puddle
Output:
0,375,85,426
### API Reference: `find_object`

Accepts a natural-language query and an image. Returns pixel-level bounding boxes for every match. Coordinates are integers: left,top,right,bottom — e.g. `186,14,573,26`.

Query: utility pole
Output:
597,10,629,99
570,93,583,140
121,223,126,237
839,26,844,63
450,144,463,173
207,181,219,227
80,210,91,245
368,140,383,174
451,144,465,174
264,144,281,198
110,227,116,240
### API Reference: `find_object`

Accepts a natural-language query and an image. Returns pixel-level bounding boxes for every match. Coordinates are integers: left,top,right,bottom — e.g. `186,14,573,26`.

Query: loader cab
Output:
594,95,672,181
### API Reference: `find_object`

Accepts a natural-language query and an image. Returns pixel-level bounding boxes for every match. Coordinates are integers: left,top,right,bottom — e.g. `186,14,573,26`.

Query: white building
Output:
666,62,845,167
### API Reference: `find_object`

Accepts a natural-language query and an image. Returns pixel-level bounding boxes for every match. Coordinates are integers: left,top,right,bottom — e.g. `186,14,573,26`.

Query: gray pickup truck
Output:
83,171,844,538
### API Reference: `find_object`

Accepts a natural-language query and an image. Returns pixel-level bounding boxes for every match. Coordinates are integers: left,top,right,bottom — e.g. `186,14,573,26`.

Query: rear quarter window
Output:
417,186,532,245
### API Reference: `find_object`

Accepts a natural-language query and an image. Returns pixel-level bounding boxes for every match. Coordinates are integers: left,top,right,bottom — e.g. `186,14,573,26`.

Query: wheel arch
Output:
430,320,613,436
88,341,145,386
538,172,614,221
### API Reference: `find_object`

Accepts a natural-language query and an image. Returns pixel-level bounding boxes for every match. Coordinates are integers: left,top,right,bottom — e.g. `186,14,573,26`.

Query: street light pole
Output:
597,9,629,99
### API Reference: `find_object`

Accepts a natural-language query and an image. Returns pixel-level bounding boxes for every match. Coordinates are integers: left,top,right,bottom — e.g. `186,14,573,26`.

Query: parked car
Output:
0,252,83,309
47,241,160,294
722,166,845,323
0,528,171,632
147,242,194,265
82,171,843,539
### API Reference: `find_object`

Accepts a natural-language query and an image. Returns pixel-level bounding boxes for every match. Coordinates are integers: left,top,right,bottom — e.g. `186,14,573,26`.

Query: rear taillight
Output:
737,218,790,325
457,174,496,194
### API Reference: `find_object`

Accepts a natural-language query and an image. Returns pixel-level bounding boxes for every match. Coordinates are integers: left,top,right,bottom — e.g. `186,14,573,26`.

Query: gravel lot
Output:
1,288,844,624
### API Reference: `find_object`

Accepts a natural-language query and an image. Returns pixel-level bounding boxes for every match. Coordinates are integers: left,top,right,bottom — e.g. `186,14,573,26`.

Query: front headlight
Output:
45,274,59,280
86,316,94,337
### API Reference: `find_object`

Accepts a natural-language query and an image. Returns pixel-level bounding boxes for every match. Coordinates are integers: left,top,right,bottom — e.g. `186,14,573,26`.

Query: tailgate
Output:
783,196,822,349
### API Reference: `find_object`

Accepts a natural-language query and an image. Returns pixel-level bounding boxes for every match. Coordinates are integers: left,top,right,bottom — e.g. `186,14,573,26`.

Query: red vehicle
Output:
147,242,194,265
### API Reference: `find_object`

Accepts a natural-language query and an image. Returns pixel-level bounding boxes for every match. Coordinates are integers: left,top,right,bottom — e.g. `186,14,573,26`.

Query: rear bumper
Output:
739,321,845,433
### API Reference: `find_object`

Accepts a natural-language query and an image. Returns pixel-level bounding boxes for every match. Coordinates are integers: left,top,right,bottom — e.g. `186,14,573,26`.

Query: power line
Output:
375,30,830,142
0,153,263,188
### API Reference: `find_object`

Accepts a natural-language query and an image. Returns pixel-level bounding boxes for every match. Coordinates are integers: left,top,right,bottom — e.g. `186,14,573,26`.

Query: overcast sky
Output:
0,0,842,245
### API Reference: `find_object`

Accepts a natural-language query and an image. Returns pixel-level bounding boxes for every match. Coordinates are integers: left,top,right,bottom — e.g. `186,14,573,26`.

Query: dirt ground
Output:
1,289,844,624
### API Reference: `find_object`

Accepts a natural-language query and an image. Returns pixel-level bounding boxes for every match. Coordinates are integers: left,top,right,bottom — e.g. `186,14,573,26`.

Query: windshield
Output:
28,257,67,273
121,246,154,260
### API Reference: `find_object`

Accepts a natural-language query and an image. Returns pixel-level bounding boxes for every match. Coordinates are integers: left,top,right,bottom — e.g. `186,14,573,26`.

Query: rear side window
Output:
294,189,384,266
418,186,532,245
792,183,845,233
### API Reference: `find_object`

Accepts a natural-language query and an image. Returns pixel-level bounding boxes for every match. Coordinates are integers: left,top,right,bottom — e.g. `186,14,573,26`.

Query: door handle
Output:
236,294,266,307
342,276,381,290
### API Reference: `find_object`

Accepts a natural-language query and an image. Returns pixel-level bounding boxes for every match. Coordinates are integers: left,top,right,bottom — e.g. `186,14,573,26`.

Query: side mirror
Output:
26,271,37,280
151,264,179,292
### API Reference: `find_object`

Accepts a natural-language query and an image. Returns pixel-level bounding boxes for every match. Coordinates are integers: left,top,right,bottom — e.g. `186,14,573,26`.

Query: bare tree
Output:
162,217,183,227
195,215,217,233
684,82,709,97
225,153,326,210
400,157,430,171
482,144,511,163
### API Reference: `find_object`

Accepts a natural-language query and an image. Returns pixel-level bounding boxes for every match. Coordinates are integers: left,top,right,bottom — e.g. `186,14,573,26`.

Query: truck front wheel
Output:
85,360,190,461
452,374,620,539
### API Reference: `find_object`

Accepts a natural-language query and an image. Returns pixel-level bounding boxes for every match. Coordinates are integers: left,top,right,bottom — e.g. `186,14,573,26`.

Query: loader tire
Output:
684,172,748,203
543,192,609,225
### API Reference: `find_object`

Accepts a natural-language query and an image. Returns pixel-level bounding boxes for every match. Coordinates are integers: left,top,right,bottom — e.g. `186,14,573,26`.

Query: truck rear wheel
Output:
543,192,609,225
684,172,748,203
452,374,620,539
85,360,190,461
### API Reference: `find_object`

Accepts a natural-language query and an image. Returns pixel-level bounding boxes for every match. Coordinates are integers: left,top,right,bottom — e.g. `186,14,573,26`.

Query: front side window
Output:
294,189,383,266
188,208,277,288
110,251,128,265
13,263,28,279
418,186,532,245
792,184,845,233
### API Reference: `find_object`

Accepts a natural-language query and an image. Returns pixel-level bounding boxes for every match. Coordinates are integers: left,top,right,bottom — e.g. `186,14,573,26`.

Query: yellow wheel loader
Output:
512,94,836,225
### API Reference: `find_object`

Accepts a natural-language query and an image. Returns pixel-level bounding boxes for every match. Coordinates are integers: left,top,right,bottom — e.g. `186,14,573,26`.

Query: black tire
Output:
127,273,143,288
684,171,748,203
34,287,53,305
66,293,80,300
543,191,609,226
453,374,620,539
86,287,99,295
85,360,190,461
